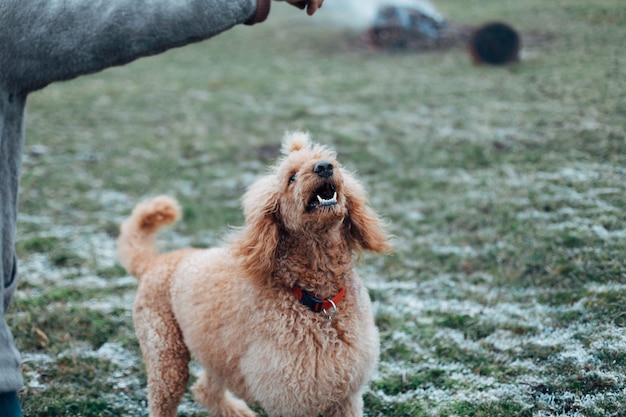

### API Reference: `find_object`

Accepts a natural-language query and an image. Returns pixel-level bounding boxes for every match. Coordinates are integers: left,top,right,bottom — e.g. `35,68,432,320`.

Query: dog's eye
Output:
289,174,296,184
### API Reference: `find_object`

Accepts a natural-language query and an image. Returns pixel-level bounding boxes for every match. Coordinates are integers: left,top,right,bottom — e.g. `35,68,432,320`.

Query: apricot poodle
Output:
117,132,391,417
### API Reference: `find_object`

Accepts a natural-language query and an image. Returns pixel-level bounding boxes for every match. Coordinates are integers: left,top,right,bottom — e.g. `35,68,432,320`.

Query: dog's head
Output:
236,132,391,277
275,131,347,232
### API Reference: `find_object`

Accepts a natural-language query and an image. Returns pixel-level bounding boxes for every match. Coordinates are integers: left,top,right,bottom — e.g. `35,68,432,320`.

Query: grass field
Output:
8,0,626,416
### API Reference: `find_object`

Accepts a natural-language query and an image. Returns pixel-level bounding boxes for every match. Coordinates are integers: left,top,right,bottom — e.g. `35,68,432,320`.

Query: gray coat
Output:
0,0,255,393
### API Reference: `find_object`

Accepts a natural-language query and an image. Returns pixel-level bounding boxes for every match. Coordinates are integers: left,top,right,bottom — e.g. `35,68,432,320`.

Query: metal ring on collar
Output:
322,298,337,321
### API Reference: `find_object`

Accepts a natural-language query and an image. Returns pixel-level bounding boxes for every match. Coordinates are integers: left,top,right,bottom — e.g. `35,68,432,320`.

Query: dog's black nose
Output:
313,160,334,178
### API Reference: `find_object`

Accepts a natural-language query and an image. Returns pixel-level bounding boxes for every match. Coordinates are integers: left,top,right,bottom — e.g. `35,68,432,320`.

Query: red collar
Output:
292,286,346,318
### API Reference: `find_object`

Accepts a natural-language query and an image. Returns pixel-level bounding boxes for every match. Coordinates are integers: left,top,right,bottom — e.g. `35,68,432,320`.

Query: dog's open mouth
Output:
307,183,338,212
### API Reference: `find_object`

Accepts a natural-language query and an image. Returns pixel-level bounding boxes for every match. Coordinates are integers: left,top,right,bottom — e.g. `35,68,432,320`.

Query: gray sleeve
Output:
0,0,256,93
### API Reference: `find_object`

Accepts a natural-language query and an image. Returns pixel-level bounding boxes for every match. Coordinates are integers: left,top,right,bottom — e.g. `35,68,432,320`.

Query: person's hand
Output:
276,0,324,16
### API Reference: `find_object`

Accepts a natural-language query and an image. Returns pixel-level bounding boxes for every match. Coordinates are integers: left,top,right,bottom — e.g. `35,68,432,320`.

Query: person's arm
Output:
0,0,258,93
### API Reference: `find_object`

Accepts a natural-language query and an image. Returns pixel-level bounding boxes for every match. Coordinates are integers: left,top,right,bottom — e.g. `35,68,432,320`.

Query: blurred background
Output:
10,0,626,416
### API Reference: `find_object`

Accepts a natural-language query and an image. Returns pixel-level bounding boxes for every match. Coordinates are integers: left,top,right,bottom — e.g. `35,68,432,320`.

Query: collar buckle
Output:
300,290,325,313
292,287,346,320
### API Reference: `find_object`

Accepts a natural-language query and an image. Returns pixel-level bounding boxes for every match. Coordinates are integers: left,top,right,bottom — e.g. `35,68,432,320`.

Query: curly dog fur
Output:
117,132,391,417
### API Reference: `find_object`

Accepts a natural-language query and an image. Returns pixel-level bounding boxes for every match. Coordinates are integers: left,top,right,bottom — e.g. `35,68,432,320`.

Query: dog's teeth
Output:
316,192,338,206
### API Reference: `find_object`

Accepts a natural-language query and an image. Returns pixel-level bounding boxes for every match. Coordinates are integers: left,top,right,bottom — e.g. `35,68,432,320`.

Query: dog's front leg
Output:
193,370,258,417
323,392,364,417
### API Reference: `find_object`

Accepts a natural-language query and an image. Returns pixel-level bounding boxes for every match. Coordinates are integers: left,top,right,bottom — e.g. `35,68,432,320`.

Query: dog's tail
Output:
117,195,181,278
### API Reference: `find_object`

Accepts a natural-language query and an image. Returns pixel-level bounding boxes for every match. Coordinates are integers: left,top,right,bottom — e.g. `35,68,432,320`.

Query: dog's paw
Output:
219,393,259,417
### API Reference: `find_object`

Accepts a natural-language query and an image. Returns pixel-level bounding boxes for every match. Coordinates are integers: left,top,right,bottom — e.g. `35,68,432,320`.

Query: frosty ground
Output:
8,1,626,416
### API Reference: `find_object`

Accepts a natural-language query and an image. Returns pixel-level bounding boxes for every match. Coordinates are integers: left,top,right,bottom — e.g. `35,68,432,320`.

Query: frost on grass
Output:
11,146,626,417
364,157,626,415
13,154,626,416
367,274,626,416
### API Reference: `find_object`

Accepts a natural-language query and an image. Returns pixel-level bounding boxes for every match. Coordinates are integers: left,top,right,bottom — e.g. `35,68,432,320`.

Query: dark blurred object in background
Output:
367,4,473,53
469,22,521,65
369,5,446,49
365,5,525,66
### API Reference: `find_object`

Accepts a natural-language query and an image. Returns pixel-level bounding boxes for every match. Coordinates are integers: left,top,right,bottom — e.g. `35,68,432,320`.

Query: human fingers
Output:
287,0,306,10
306,0,323,15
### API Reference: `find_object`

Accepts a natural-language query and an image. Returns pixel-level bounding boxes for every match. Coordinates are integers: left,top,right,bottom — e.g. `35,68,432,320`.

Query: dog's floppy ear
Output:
343,172,392,254
235,175,281,278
